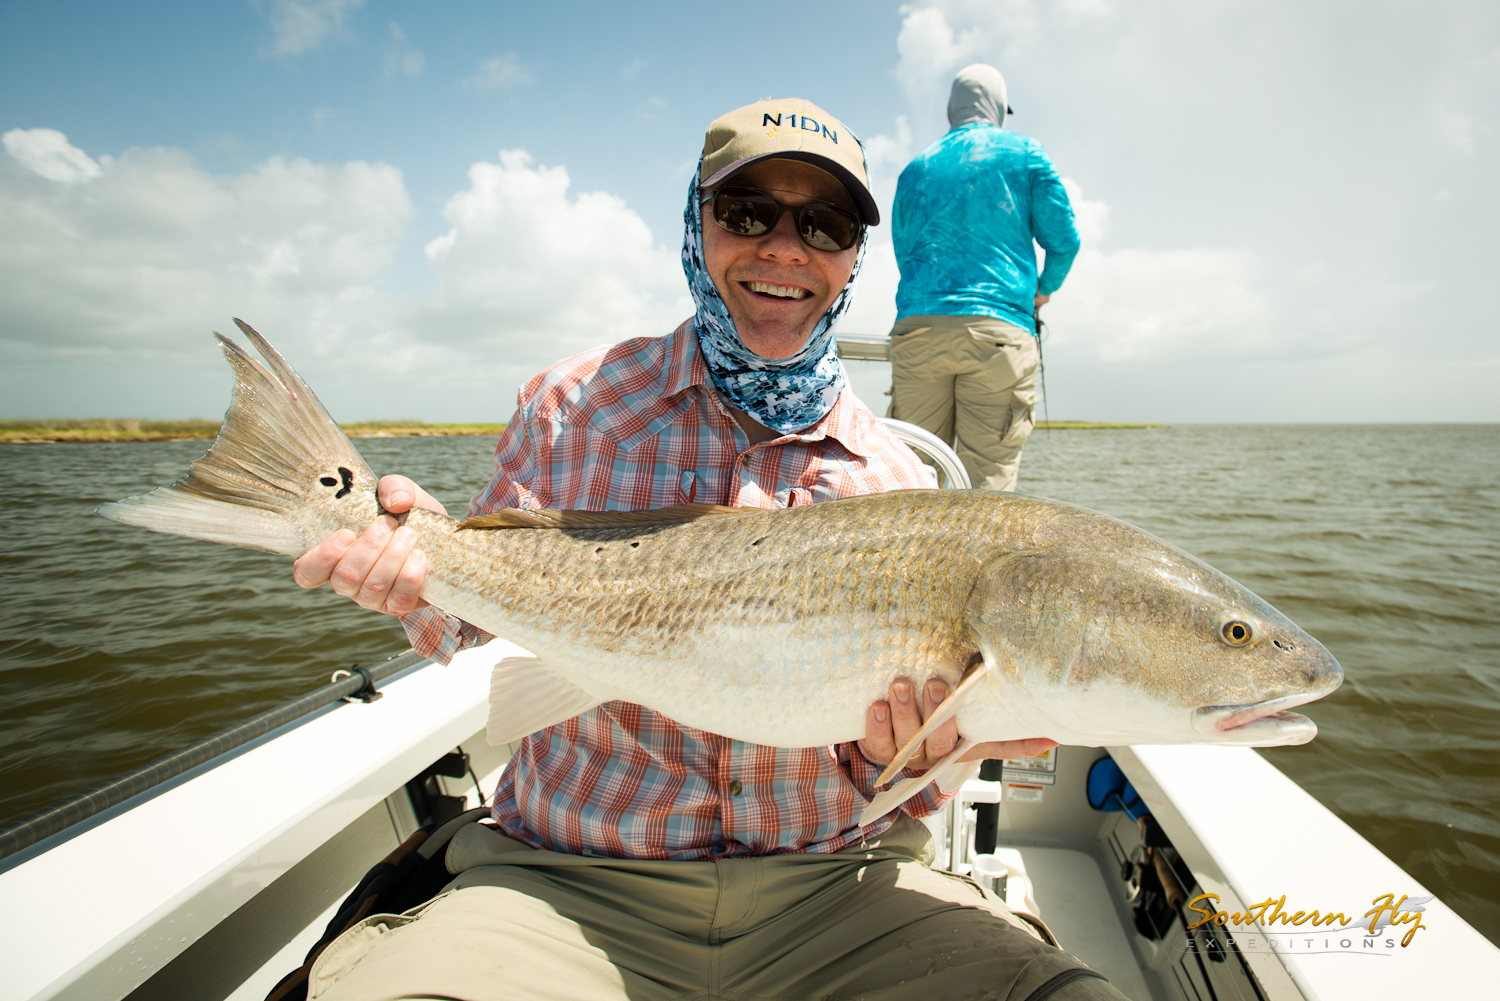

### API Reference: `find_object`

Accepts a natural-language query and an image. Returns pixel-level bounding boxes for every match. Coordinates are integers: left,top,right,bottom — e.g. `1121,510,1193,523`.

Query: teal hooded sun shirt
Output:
892,65,1081,331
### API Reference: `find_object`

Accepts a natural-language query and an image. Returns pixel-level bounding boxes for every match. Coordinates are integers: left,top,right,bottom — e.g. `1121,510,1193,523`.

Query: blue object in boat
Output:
1087,756,1149,821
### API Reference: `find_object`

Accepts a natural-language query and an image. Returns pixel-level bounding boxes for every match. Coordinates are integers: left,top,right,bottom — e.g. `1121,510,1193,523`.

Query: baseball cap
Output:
699,98,879,226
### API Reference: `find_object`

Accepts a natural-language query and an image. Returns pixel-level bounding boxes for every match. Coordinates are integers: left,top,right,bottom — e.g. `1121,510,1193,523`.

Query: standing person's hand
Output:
291,475,446,616
860,677,1056,774
1034,293,1051,309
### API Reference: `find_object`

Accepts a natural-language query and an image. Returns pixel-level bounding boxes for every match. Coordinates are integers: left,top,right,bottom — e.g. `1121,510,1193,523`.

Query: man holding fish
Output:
292,99,1125,999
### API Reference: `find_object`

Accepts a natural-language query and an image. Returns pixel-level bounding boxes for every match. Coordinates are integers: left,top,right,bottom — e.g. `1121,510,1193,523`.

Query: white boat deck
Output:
1,643,1496,1001
1118,744,1500,999
1020,846,1155,1000
0,642,524,1001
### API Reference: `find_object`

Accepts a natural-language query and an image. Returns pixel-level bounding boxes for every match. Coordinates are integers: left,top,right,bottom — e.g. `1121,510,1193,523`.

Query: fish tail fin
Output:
96,319,376,556
857,738,980,829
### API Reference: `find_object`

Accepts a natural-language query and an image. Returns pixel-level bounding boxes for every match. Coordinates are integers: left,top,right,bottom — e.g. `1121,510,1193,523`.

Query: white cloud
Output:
839,167,1279,366
863,114,913,181
1034,181,1282,365
622,58,648,80
0,133,413,367
869,0,1496,421
3,128,104,184
1434,104,1480,154
464,54,536,92
893,0,1035,134
836,242,901,337
393,50,425,79
1048,244,1271,363
861,4,1357,369
383,22,424,79
0,131,689,420
1055,0,1116,23
635,96,669,121
1039,179,1277,366
892,5,975,117
419,149,689,366
264,0,364,57
1061,178,1109,247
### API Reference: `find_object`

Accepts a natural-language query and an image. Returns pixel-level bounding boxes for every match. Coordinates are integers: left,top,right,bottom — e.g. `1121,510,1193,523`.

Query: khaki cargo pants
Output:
308,815,1124,1001
888,315,1039,493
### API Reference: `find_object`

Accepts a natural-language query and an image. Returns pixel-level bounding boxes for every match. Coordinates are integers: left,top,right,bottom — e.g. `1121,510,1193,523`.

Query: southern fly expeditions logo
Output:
762,111,838,144
1180,891,1434,957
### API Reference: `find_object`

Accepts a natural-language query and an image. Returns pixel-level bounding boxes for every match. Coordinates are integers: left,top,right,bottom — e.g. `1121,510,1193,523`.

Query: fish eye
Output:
1217,614,1255,647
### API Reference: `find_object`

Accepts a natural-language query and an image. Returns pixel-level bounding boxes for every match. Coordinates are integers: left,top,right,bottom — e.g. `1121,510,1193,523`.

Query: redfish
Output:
99,322,1343,822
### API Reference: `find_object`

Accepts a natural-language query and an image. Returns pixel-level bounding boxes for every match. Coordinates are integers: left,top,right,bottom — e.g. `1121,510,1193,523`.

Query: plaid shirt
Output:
402,322,945,860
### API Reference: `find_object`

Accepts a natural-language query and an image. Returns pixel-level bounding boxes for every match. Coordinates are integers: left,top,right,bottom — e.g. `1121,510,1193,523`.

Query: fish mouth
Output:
1191,692,1325,745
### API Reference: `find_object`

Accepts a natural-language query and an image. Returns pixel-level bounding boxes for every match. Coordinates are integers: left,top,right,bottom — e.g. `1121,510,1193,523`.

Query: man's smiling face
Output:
701,158,860,361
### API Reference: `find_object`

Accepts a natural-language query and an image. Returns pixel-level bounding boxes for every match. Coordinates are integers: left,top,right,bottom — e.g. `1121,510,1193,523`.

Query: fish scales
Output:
400,493,995,745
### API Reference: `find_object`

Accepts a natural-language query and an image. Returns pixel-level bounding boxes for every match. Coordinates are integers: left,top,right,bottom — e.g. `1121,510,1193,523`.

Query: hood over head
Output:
948,63,1010,129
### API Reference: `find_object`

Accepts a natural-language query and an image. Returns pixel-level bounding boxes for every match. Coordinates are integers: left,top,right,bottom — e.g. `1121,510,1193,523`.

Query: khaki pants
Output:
309,815,1123,1001
888,315,1039,493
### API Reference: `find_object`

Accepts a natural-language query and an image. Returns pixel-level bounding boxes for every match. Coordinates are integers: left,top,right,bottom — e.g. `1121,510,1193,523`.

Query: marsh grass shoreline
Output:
0,420,510,444
0,418,1157,443
1033,421,1165,430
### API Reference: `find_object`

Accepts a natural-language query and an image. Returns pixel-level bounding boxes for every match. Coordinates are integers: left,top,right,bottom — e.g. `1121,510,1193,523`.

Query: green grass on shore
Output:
1034,420,1166,429
0,419,508,444
2,417,1158,444
339,421,508,438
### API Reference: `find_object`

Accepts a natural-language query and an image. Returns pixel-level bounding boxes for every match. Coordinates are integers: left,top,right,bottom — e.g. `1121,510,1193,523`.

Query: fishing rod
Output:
1033,304,1050,434
0,648,427,862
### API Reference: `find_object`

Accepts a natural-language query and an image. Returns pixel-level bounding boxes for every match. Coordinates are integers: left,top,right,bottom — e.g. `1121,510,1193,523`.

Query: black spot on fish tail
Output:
319,476,338,487
335,466,354,499
630,542,640,548
595,547,605,554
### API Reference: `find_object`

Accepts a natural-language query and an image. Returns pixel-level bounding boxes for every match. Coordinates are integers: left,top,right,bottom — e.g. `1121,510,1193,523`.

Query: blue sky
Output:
2,0,1497,423
1,1,903,257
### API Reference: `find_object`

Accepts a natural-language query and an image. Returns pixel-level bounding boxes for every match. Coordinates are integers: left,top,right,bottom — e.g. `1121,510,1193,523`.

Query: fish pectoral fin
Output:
486,656,604,745
875,661,992,787
858,738,980,828
459,503,749,531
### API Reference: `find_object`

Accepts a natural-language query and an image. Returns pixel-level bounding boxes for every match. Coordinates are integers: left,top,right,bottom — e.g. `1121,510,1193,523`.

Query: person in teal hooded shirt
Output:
889,63,1079,492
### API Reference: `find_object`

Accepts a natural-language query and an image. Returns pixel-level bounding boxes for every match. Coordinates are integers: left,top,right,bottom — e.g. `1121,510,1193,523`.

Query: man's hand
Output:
291,474,447,616
1034,292,1051,309
859,676,1058,773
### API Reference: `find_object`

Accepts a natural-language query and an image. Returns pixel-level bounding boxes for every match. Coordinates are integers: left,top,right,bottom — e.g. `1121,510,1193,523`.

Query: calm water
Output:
1,426,1497,943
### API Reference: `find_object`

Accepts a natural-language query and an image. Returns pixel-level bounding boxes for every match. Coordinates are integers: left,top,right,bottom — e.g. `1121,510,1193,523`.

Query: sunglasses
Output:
707,186,864,252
